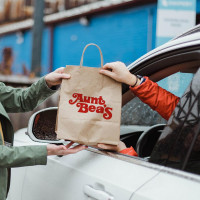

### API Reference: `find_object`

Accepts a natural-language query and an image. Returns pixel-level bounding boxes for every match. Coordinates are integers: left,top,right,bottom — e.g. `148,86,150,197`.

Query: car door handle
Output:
83,185,114,200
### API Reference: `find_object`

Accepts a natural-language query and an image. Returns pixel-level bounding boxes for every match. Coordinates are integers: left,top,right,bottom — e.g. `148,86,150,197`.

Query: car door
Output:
127,27,200,200
9,138,161,200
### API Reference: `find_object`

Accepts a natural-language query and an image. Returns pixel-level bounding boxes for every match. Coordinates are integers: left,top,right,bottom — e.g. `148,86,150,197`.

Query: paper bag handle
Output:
80,43,104,68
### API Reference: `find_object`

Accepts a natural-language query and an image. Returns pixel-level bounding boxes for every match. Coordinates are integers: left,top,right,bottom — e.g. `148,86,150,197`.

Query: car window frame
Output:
122,50,200,106
85,145,164,171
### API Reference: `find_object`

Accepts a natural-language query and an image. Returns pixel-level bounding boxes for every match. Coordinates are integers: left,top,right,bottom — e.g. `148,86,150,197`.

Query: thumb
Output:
59,145,67,150
98,143,109,149
60,73,71,79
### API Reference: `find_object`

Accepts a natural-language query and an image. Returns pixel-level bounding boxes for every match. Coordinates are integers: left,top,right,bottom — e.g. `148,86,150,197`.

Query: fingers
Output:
54,67,65,73
97,143,108,149
60,73,71,79
59,142,88,155
59,144,87,155
66,144,88,154
99,69,115,79
65,141,74,148
102,63,115,70
97,142,125,152
97,143,117,151
57,145,67,151
102,61,124,70
53,67,70,78
52,72,70,84
99,61,124,81
55,67,70,79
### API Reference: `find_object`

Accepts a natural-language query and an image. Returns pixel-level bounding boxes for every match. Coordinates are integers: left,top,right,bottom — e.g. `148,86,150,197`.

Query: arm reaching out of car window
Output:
99,61,180,156
99,61,180,120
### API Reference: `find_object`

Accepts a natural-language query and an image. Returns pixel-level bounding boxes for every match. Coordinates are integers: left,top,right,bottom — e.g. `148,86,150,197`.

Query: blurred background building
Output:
0,0,200,130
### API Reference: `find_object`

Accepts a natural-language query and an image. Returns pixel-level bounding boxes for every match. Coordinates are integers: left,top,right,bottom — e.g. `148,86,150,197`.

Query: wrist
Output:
45,76,53,88
117,141,127,152
129,75,141,87
125,74,135,85
47,144,53,156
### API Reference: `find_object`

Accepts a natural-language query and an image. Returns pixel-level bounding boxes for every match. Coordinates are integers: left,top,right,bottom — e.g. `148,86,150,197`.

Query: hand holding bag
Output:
56,43,122,145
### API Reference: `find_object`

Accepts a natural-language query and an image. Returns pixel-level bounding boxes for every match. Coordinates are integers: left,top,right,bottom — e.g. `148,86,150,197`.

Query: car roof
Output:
127,24,200,72
172,24,200,40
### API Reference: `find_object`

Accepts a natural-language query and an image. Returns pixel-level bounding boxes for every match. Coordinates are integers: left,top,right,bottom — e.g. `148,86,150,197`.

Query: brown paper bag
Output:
56,43,122,145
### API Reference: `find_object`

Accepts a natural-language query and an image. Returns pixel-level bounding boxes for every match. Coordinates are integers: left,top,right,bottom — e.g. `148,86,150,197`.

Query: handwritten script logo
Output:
69,93,112,120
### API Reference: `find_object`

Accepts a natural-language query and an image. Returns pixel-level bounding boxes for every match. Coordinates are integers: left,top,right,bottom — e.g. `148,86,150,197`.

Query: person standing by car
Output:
98,61,180,155
0,67,87,200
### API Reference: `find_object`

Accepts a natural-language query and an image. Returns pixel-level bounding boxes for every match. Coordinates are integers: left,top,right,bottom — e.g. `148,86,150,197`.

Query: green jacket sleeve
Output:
0,77,56,113
0,145,47,168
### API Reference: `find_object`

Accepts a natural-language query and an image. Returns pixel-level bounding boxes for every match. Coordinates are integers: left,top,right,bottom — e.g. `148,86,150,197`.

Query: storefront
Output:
0,0,199,76
0,0,200,127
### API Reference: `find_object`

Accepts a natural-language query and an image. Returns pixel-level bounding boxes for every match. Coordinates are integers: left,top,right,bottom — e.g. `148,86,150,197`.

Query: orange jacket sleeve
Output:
120,146,138,156
129,76,180,120
120,77,180,157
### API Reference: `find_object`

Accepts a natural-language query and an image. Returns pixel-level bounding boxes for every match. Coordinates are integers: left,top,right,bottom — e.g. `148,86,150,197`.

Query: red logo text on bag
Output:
69,93,113,120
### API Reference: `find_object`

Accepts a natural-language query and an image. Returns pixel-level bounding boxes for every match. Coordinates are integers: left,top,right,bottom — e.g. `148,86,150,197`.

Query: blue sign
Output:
158,0,196,11
156,0,196,97
156,0,196,47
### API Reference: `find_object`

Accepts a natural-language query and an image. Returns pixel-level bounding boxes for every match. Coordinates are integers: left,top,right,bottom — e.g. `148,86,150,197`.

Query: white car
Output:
7,25,200,200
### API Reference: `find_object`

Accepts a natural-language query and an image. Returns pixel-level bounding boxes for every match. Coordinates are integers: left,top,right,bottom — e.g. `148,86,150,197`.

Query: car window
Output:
157,72,193,97
119,70,196,163
121,72,193,127
121,97,166,127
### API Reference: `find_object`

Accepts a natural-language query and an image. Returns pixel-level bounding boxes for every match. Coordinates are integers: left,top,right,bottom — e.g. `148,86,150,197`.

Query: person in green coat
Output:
0,67,87,200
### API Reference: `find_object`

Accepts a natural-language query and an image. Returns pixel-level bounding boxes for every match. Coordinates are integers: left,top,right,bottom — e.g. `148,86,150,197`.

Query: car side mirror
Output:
26,107,64,144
